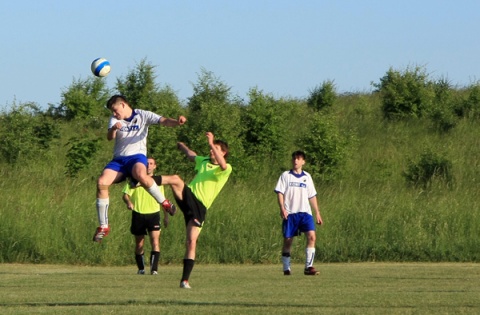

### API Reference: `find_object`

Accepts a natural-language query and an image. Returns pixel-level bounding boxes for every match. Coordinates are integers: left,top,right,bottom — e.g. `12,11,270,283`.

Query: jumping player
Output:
93,94,186,242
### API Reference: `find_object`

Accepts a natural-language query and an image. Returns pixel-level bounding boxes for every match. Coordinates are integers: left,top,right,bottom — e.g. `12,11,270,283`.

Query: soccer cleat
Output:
304,266,320,275
283,269,291,276
180,280,191,289
137,270,145,275
92,226,110,242
161,199,177,216
151,271,158,275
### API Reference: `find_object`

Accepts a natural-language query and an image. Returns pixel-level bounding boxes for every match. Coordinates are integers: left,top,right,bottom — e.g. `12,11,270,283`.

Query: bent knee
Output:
168,175,182,184
97,181,110,191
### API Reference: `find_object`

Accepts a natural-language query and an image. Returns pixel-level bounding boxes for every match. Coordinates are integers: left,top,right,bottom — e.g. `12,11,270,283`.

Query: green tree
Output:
52,77,111,120
116,58,159,111
454,83,480,119
374,66,435,120
65,137,101,178
0,102,60,164
179,69,243,176
429,77,458,133
299,112,352,181
307,80,337,111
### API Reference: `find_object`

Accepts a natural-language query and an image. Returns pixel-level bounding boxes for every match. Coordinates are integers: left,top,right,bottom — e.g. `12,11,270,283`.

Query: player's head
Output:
147,157,157,175
214,140,229,159
291,150,306,170
291,150,306,160
106,95,131,110
106,95,132,119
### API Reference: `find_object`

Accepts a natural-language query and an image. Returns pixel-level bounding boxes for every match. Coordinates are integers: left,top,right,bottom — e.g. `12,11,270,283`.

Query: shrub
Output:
65,137,101,178
374,66,435,120
307,80,337,111
116,58,159,111
403,150,453,188
429,78,458,133
299,112,352,181
0,102,60,164
179,69,244,175
53,77,110,120
454,83,480,119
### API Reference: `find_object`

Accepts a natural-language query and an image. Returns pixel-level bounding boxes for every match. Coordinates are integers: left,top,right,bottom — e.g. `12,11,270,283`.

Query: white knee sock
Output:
96,198,109,227
146,181,166,204
305,247,316,268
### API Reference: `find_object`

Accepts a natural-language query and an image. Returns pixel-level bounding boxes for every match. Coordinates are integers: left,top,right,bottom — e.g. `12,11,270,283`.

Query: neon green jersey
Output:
122,182,164,214
188,156,232,209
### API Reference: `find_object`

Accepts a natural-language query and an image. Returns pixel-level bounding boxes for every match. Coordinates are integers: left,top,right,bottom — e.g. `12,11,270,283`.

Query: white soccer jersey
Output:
108,109,162,158
274,170,317,215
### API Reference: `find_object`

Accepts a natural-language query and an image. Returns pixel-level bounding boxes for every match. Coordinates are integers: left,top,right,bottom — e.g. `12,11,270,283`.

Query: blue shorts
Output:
104,154,147,179
282,212,315,238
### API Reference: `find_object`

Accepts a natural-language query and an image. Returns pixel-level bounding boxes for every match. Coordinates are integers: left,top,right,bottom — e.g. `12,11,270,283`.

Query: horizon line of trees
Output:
1,60,479,187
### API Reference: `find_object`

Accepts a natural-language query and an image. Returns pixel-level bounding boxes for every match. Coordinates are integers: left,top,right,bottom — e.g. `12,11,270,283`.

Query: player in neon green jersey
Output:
122,157,169,275
160,132,232,289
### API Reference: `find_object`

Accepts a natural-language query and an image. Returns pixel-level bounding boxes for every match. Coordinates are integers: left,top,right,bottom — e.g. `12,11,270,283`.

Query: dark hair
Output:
214,140,229,158
106,95,130,109
291,150,306,160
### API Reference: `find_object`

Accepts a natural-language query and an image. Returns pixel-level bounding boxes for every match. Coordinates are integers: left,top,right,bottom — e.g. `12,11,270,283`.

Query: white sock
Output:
96,198,109,227
146,181,166,204
282,253,291,271
305,247,315,269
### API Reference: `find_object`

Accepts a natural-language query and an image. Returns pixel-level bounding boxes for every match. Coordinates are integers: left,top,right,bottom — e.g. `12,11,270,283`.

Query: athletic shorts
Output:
104,154,148,181
130,210,161,236
282,212,315,238
174,186,207,228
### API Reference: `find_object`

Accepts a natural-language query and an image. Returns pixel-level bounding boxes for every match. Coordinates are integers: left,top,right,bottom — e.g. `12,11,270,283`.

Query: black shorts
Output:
130,211,161,236
175,186,207,227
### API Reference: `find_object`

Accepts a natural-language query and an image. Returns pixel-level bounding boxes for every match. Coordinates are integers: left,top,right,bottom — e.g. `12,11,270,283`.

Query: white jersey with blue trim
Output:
108,109,162,158
274,170,317,215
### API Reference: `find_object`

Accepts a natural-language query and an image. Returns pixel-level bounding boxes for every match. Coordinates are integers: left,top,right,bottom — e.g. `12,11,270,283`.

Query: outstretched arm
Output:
177,142,197,162
159,115,187,127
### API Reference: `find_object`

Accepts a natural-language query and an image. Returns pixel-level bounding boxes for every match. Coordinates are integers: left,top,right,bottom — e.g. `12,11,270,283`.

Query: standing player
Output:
122,157,168,275
274,150,323,276
160,132,232,289
93,94,186,242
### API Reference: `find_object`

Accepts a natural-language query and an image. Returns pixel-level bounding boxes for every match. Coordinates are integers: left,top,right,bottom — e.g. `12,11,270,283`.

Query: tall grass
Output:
1,94,479,265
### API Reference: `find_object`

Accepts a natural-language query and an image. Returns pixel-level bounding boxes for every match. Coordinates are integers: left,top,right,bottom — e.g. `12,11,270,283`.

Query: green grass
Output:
1,93,480,264
0,263,478,314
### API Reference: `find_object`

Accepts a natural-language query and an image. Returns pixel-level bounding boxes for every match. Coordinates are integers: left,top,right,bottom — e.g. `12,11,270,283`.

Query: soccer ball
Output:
91,58,111,77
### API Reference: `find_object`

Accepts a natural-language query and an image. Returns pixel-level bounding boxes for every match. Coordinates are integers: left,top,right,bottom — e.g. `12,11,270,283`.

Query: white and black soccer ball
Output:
91,58,111,77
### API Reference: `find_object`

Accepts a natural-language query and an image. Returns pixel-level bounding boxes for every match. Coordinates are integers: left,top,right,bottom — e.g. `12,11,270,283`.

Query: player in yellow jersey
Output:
160,132,232,289
122,157,169,275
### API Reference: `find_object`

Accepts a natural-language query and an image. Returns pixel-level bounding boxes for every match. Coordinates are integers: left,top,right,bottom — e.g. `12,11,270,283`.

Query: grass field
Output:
0,263,478,314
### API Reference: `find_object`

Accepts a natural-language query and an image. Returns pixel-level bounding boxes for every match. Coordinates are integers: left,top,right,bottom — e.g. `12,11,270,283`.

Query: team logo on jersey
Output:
121,125,140,132
289,182,307,188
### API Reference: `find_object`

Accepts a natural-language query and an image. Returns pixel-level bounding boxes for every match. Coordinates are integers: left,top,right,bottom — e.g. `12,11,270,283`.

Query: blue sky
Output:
1,1,479,109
